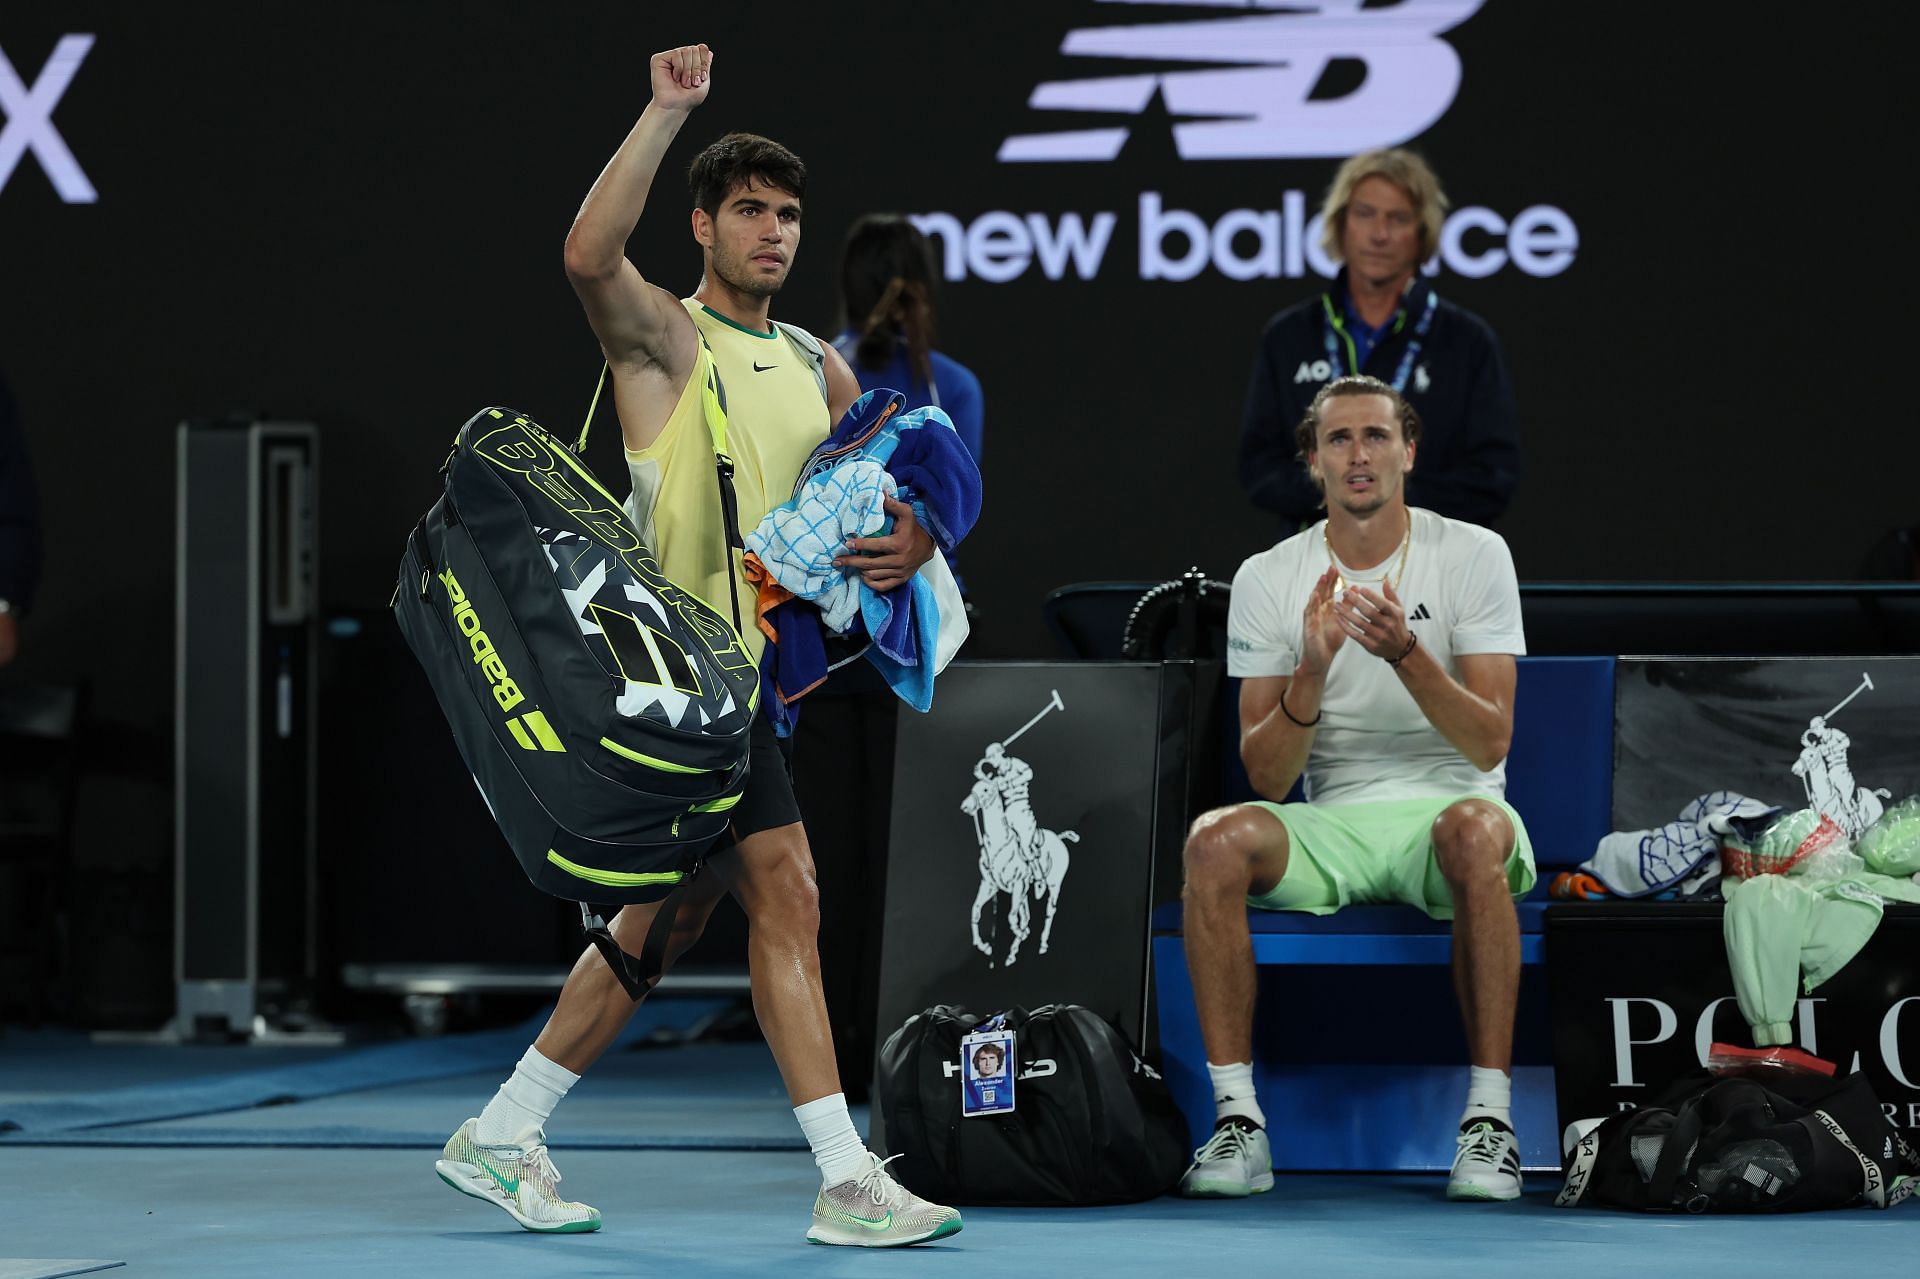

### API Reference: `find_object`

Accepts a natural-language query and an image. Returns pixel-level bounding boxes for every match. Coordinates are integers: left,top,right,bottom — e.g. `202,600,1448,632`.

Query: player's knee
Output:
1431,801,1512,884
1183,806,1274,895
665,893,722,961
744,849,821,939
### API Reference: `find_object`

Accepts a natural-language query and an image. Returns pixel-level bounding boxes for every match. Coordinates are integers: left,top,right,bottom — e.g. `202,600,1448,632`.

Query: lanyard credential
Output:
1322,286,1439,393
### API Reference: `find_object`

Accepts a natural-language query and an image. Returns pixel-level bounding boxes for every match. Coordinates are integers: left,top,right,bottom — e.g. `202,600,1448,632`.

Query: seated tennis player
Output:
1178,374,1532,1202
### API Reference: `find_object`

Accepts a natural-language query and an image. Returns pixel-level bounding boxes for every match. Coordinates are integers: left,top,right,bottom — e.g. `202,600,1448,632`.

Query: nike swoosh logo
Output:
827,1206,893,1232
472,1154,519,1195
753,362,778,372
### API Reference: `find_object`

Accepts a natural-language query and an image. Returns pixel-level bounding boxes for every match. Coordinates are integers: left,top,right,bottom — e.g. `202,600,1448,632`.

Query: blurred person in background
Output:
832,213,983,592
1239,149,1520,532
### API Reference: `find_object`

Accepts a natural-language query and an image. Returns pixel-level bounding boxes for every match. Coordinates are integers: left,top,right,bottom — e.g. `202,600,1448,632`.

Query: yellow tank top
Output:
623,300,830,664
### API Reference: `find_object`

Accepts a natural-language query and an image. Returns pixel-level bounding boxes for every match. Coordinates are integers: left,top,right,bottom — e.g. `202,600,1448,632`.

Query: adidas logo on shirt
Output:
1410,603,1432,621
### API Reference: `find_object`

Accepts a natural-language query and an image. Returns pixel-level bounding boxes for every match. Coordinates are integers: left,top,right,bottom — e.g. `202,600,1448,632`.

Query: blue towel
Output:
795,389,982,550
745,388,979,732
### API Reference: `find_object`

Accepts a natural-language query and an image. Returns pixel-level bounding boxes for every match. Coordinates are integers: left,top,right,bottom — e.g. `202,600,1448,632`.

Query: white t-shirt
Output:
1226,507,1525,805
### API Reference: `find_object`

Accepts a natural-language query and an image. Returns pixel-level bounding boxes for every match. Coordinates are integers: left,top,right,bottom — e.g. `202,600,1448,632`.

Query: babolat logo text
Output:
474,417,753,674
1001,0,1484,163
439,566,526,713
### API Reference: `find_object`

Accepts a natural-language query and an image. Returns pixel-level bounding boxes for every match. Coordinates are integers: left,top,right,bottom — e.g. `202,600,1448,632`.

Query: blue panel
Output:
1155,901,1551,937
1506,655,1614,870
1153,938,1560,1172
1247,933,1542,965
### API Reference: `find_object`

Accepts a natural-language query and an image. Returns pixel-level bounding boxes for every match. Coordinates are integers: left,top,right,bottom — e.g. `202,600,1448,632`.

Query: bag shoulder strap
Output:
578,338,743,637
1647,1091,1713,1206
772,320,830,405
578,336,732,457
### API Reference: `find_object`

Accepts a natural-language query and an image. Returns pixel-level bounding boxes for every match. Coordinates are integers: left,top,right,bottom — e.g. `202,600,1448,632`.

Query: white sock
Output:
1461,1065,1511,1129
475,1046,580,1145
794,1093,872,1187
1207,1060,1266,1130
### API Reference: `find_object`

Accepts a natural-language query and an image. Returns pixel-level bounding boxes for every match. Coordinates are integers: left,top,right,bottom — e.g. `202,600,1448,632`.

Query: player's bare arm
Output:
562,43,714,452
1335,578,1513,771
823,340,861,424
1239,565,1342,800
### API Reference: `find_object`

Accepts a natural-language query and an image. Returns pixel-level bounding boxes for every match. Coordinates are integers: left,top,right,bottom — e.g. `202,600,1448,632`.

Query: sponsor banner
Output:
1612,657,1920,838
1549,656,1920,1138
1547,904,1920,1138
1002,0,1488,163
873,662,1170,1064
0,33,96,202
908,0,1577,284
911,196,1577,284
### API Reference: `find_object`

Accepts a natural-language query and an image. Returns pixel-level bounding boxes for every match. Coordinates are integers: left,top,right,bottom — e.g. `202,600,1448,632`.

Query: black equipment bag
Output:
1556,1069,1920,1213
875,1004,1189,1206
394,346,758,932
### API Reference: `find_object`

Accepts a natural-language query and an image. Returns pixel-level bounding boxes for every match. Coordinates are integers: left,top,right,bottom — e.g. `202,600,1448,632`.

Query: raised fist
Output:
650,43,712,111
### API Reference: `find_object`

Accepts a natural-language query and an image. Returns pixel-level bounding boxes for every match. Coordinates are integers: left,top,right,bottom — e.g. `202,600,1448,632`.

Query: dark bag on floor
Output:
1556,1069,1920,1213
875,1003,1189,1206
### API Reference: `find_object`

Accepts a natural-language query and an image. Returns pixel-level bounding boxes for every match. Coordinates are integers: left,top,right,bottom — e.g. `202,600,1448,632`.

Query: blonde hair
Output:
1318,149,1449,265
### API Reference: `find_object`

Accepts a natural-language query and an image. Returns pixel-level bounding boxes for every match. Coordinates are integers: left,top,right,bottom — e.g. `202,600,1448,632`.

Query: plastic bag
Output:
1704,1041,1836,1079
1694,1140,1802,1207
1719,807,1858,881
1857,794,1920,877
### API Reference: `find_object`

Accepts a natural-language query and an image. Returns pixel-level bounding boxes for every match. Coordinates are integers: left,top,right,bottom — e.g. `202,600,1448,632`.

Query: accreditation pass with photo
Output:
961,1027,1015,1117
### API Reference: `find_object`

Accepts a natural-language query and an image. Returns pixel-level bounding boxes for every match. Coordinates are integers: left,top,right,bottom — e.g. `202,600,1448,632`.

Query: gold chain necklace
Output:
1324,516,1412,594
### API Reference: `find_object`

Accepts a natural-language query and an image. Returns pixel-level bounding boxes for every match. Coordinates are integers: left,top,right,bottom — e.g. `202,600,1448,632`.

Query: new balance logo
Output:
1410,604,1432,621
1000,1,1485,163
0,34,97,202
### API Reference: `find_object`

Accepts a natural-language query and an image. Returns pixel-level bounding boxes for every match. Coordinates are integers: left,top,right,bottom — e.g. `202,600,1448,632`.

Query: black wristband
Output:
1387,631,1419,669
1279,688,1321,727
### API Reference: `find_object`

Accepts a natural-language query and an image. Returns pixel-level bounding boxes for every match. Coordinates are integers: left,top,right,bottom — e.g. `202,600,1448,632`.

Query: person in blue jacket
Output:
1239,149,1521,531
832,214,982,593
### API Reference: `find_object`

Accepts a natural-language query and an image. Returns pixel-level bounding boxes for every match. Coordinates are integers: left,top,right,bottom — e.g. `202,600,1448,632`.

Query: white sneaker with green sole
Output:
1179,1118,1275,1197
435,1118,602,1233
806,1153,963,1247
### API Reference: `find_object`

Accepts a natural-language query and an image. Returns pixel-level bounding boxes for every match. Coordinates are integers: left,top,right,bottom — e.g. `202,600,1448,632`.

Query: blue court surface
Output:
3,1008,1913,1279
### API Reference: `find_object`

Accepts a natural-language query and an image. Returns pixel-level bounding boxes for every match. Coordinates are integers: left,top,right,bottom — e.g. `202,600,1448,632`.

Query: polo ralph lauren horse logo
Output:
1792,673,1890,840
961,689,1078,967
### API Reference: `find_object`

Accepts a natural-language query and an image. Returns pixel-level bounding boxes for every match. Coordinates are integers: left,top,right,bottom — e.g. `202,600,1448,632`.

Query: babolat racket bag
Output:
394,357,757,932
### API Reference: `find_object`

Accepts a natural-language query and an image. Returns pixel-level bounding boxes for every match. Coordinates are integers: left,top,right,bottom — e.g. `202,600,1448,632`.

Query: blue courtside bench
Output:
1151,655,1615,1173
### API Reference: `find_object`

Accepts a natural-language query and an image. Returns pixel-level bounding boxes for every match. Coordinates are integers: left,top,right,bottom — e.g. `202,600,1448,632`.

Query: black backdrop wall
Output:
2,3,1914,1006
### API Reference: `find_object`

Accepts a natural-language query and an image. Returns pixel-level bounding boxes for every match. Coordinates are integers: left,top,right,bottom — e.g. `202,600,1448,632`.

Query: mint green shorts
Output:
1244,795,1536,921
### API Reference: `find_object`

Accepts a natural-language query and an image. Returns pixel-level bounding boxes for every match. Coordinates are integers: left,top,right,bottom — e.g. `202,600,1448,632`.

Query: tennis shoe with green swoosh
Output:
435,1118,601,1232
806,1153,963,1247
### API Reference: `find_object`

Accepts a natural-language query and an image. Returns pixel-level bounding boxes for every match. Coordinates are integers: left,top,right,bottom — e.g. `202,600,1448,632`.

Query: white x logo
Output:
0,34,97,203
